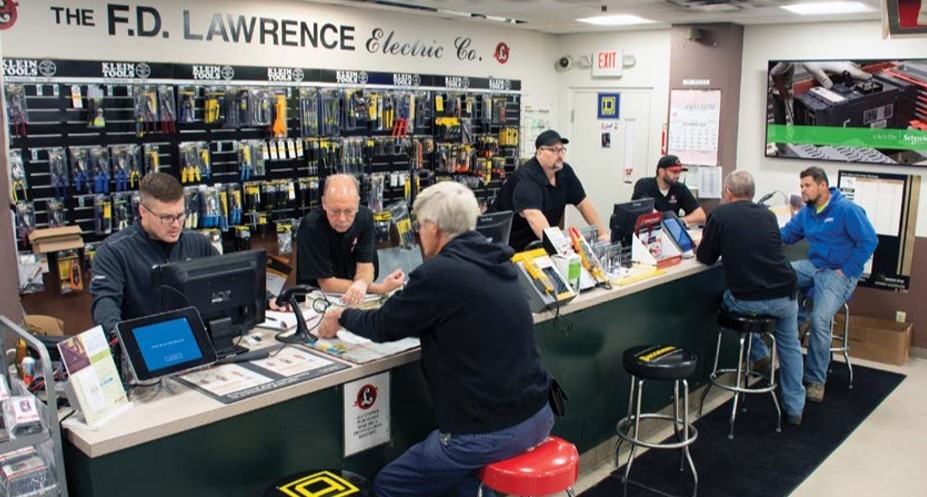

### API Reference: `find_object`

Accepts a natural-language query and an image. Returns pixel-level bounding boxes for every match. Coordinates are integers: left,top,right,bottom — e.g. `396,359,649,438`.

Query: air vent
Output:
666,0,776,12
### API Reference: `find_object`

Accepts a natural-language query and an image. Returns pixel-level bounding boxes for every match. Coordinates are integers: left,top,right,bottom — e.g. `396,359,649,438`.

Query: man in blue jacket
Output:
755,166,877,403
319,181,553,497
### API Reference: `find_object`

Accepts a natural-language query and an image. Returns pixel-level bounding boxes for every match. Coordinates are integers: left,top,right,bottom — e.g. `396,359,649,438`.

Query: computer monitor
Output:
610,198,655,244
151,249,266,357
476,210,514,245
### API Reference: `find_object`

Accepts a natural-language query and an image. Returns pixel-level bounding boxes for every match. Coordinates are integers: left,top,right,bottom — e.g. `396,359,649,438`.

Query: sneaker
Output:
786,413,803,426
806,383,825,403
750,356,772,377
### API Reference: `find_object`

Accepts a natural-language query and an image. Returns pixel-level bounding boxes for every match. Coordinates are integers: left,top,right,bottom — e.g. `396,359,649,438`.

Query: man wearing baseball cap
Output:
632,155,706,226
494,130,609,251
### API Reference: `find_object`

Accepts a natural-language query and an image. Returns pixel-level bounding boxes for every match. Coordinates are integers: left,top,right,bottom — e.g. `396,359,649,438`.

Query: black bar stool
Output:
698,308,782,439
615,345,698,497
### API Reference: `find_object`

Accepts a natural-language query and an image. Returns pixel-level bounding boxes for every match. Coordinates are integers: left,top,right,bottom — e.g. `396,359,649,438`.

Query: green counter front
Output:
63,262,725,497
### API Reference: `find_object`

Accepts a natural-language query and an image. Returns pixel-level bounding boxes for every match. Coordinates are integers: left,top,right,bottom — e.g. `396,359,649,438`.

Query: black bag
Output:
548,378,569,418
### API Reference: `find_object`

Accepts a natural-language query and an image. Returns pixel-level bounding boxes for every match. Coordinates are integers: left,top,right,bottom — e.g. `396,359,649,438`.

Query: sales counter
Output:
63,259,726,497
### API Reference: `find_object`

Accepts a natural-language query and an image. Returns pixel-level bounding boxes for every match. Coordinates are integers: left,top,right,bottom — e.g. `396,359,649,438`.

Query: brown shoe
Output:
806,383,825,403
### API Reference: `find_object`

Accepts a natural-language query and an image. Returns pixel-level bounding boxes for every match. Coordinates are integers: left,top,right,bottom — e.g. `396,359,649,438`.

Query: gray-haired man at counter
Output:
319,181,554,497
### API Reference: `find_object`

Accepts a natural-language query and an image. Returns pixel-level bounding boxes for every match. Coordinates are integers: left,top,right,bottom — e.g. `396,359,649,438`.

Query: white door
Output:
564,89,653,233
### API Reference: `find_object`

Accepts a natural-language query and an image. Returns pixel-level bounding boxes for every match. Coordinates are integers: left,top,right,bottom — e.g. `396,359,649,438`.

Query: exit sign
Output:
592,49,623,78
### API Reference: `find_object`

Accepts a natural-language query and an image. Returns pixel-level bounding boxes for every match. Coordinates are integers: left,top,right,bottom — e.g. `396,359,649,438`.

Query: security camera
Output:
556,56,573,72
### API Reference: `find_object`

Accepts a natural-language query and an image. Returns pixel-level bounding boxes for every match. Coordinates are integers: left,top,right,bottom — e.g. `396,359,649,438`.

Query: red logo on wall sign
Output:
355,384,378,410
494,42,510,64
0,1,19,30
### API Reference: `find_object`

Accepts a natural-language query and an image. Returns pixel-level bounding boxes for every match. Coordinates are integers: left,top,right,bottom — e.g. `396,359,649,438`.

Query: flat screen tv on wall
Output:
765,59,927,166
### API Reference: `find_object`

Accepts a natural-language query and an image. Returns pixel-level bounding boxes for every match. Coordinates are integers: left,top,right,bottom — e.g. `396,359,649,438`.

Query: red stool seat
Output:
478,436,580,496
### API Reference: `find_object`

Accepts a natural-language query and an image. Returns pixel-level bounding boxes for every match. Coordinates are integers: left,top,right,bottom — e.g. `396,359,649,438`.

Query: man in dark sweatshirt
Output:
91,173,218,335
696,170,804,425
319,182,553,497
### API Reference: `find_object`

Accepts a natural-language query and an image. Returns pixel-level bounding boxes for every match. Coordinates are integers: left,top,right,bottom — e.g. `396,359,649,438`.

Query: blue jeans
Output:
793,260,857,385
373,403,555,497
725,290,805,417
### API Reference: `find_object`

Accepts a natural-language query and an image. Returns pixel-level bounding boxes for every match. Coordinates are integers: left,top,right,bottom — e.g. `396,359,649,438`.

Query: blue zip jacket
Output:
780,187,878,279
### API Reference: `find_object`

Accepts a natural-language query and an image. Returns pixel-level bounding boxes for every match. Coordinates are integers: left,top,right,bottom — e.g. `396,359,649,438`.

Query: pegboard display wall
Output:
4,58,522,257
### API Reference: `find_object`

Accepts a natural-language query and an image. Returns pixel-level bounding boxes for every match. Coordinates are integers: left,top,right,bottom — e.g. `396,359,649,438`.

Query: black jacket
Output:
340,231,550,434
696,201,796,300
90,224,218,333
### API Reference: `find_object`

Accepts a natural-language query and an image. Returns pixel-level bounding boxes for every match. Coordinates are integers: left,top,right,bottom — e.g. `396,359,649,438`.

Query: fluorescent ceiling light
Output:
577,15,655,26
781,2,871,15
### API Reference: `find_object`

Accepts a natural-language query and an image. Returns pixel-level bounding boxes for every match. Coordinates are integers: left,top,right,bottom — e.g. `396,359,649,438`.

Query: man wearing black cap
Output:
632,154,706,226
493,130,609,251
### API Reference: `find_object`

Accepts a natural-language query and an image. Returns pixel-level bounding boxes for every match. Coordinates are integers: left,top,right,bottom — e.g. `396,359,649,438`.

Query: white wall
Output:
553,29,672,169
738,20,927,235
0,0,560,119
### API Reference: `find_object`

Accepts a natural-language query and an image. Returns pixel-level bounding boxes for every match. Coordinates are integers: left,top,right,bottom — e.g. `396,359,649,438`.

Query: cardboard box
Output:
834,314,912,366
27,226,83,254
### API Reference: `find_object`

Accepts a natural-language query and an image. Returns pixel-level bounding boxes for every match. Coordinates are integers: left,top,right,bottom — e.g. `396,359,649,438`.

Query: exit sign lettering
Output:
592,49,623,78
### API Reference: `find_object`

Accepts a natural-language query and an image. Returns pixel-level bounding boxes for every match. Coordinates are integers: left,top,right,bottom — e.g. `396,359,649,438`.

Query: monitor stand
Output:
208,317,248,358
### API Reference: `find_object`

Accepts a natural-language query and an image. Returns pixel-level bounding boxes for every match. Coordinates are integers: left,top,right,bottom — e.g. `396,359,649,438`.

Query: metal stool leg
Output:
615,375,637,461
622,378,644,497
698,330,723,417
682,379,698,497
766,332,782,433
843,303,854,389
728,334,746,439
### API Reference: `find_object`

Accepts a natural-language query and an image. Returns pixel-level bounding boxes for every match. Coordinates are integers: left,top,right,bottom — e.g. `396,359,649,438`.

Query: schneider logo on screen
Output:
767,125,927,151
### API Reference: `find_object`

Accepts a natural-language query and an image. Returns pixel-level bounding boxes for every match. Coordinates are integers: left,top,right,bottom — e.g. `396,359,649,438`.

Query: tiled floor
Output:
572,356,927,496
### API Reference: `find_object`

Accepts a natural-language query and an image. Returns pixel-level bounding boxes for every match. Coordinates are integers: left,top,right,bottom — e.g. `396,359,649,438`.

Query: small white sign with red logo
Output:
344,372,391,456
592,50,623,78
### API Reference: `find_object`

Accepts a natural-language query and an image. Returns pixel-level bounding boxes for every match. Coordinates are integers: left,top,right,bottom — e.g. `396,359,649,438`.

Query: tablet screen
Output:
134,318,204,372
664,218,695,253
117,307,217,382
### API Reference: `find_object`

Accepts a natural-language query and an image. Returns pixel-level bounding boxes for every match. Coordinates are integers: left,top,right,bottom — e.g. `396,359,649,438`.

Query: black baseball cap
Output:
535,130,569,149
657,155,684,172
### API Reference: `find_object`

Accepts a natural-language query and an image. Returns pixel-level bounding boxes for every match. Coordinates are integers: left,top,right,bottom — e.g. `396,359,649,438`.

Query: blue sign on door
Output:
598,93,621,119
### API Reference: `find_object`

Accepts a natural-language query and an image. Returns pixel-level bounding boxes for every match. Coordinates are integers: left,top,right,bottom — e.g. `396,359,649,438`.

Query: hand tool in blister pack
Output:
93,148,111,194
203,190,220,229
9,151,28,202
300,89,319,137
114,156,128,192
179,87,197,123
569,227,611,289
271,95,288,137
115,198,130,231
239,142,253,181
184,189,201,229
73,153,90,194
136,88,159,136
49,149,69,200
144,146,160,176
158,86,177,133
6,85,28,138
229,188,243,226
199,146,211,179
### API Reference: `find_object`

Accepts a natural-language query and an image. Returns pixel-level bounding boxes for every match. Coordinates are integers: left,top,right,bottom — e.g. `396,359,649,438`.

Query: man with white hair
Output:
319,181,554,497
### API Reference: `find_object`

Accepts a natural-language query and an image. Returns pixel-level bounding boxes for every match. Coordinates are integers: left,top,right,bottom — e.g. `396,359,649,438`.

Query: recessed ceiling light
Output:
577,15,656,26
781,2,872,15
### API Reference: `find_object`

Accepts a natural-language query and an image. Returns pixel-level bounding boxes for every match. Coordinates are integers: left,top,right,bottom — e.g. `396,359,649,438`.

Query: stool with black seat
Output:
615,345,698,497
800,287,853,389
477,436,580,497
698,308,781,439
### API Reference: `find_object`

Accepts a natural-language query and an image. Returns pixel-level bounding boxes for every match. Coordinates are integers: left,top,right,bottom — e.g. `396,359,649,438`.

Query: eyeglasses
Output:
326,208,358,218
141,204,186,225
540,146,567,154
411,220,433,232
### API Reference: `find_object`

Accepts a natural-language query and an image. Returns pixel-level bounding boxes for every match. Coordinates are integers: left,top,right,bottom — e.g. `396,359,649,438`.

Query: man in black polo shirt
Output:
296,174,404,304
494,130,608,251
632,155,706,226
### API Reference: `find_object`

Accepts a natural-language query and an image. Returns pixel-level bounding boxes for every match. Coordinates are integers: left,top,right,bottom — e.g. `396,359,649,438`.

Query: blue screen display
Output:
133,317,203,372
664,219,694,252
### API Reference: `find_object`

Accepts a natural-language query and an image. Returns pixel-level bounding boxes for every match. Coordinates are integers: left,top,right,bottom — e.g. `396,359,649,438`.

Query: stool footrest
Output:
709,370,777,394
615,413,698,450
